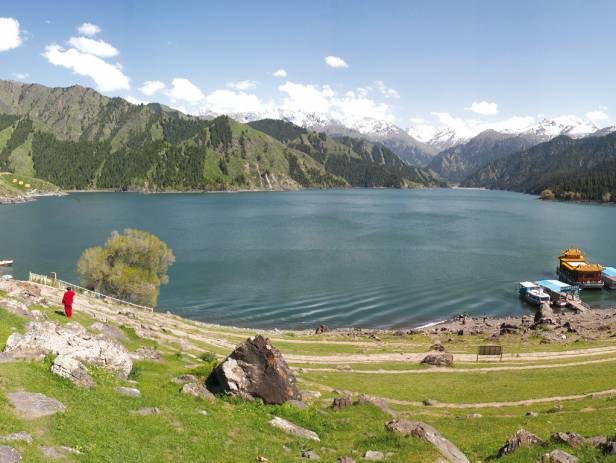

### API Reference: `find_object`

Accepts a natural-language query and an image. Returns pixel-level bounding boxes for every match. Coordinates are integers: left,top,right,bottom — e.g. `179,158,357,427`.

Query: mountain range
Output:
0,80,443,192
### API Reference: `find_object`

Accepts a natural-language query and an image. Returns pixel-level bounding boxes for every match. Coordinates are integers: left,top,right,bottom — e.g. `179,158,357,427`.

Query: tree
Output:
77,229,175,307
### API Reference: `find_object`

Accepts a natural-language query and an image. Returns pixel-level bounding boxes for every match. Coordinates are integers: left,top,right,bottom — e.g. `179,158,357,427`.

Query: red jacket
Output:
62,290,75,307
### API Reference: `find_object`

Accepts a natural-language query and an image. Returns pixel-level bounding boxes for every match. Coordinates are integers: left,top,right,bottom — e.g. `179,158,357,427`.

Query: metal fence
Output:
28,272,154,312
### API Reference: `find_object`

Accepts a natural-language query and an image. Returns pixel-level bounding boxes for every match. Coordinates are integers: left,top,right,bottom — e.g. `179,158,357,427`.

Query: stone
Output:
423,399,439,406
181,383,216,402
40,446,65,459
587,435,608,449
430,343,446,352
540,449,578,463
130,407,160,416
500,323,519,335
51,355,94,388
301,450,321,460
385,420,469,463
551,432,586,448
356,394,397,417
270,416,320,441
90,322,128,341
7,392,65,419
198,409,208,416
130,347,163,363
0,446,21,463
420,352,453,367
288,399,308,410
315,325,331,334
337,457,356,463
534,303,555,326
526,411,539,417
171,374,198,385
466,413,482,419
115,387,141,397
0,432,32,444
331,396,352,411
498,429,544,457
3,320,132,379
302,391,322,401
363,450,384,460
206,335,302,404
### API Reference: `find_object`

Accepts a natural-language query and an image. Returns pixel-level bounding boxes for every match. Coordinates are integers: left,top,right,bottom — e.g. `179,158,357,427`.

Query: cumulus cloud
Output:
226,80,257,90
77,22,101,36
124,96,147,105
466,101,499,115
203,90,271,115
12,72,29,80
586,110,609,122
272,69,287,77
42,44,129,91
68,36,119,57
324,55,348,68
139,80,166,96
0,17,22,52
374,80,400,99
167,78,205,103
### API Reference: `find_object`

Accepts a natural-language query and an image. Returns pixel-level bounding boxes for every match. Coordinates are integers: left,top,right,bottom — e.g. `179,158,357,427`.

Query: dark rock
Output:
430,343,446,352
500,323,519,335
336,458,356,463
421,352,453,367
206,335,301,405
385,420,469,463
540,449,578,463
551,432,586,448
331,396,352,411
301,450,320,460
498,429,544,457
315,325,331,334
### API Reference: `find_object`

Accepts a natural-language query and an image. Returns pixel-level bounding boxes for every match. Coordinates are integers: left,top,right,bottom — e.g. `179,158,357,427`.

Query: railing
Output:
28,272,154,312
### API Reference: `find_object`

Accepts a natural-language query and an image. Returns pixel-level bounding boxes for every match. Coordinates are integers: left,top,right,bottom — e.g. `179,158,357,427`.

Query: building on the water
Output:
603,267,616,290
537,279,579,307
556,249,604,289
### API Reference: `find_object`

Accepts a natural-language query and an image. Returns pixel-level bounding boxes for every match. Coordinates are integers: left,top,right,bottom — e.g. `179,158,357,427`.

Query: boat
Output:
537,279,580,307
602,267,616,290
518,281,551,306
556,249,604,289
0,260,14,267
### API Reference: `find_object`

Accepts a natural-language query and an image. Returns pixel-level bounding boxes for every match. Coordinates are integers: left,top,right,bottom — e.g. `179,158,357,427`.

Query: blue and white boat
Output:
602,267,616,290
536,279,579,307
518,281,551,306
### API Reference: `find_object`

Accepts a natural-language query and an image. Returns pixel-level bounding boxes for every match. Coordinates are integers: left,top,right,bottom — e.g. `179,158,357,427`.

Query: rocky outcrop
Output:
421,352,453,367
3,321,132,386
206,335,301,404
385,420,469,463
270,416,320,441
540,449,578,463
6,392,65,419
551,432,586,448
498,429,544,457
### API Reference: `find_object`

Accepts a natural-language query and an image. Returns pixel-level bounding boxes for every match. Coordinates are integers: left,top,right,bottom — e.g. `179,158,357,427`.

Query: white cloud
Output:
124,96,147,105
202,90,271,115
279,81,335,115
167,78,205,103
324,55,348,68
272,69,287,77
226,80,257,90
374,80,400,99
586,110,608,122
12,72,29,80
68,36,119,57
42,44,129,91
466,101,499,115
0,17,22,52
77,22,101,36
409,117,425,124
139,80,166,96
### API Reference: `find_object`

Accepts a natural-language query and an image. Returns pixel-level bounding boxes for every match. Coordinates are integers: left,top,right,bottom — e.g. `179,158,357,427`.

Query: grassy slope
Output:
0,172,60,198
1,292,616,461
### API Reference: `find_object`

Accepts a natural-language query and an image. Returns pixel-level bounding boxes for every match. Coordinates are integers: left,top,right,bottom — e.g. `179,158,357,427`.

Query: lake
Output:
1,189,615,329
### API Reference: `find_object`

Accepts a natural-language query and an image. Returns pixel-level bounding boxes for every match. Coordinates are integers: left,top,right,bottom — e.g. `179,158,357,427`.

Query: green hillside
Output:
0,81,444,192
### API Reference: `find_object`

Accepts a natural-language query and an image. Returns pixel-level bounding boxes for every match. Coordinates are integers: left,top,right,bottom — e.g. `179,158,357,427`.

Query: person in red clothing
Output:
62,287,75,318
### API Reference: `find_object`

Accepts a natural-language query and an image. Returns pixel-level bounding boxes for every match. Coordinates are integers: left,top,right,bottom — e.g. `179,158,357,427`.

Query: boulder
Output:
206,335,301,404
3,321,132,380
420,352,453,367
6,392,65,419
337,458,356,463
51,355,94,388
551,432,586,448
540,449,578,463
331,396,352,411
270,416,320,441
115,387,141,398
363,450,384,460
498,429,544,457
0,446,21,463
385,420,469,463
534,303,555,326
301,450,321,460
181,383,216,402
587,435,608,449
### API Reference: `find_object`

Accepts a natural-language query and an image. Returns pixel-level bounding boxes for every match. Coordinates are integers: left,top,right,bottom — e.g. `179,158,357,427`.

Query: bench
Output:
476,345,503,362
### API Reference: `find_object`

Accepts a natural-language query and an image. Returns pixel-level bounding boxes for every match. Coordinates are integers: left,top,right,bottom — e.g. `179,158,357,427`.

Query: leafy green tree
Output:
77,229,175,307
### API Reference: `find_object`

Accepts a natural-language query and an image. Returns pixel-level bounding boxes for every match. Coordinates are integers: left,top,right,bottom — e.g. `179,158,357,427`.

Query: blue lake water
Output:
1,189,615,329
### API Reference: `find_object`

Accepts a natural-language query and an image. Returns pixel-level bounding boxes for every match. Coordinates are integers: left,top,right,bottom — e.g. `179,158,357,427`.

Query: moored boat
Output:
0,259,14,267
603,267,616,290
518,281,551,306
556,249,604,289
536,279,579,307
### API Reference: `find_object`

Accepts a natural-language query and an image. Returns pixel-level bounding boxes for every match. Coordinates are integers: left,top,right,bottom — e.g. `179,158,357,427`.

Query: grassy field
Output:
1,287,616,462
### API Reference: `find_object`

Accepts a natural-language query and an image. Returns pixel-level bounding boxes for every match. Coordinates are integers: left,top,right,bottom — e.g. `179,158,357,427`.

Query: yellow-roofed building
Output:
557,249,604,289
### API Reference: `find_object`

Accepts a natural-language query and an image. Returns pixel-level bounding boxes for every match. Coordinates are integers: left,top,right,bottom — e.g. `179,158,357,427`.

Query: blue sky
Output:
1,0,615,134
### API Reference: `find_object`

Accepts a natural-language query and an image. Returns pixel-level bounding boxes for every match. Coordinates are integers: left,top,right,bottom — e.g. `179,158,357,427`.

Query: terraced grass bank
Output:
1,279,616,462
0,172,61,204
